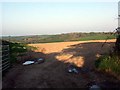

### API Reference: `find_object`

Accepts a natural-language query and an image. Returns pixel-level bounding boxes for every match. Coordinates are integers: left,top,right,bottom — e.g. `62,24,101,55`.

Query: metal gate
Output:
0,40,10,73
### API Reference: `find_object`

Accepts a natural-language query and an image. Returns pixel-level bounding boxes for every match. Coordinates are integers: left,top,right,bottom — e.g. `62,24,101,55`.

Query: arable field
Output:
2,39,120,88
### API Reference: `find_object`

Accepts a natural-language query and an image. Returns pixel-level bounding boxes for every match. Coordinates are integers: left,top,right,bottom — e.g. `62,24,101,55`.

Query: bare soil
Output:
2,39,120,88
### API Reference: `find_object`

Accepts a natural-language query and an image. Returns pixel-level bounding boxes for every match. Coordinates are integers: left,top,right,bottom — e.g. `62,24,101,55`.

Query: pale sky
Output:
1,0,119,36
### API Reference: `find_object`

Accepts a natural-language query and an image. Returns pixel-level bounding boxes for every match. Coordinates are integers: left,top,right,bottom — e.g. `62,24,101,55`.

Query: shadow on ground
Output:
2,42,120,88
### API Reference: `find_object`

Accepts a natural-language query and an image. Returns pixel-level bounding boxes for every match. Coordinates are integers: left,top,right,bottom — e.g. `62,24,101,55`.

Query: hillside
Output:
2,32,115,44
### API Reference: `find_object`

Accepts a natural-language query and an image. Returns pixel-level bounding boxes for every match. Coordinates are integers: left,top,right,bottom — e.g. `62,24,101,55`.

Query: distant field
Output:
2,32,116,44
77,34,115,41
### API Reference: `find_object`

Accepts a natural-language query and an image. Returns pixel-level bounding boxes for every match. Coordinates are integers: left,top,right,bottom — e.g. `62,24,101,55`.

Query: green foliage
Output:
10,43,27,53
95,55,120,76
9,42,37,63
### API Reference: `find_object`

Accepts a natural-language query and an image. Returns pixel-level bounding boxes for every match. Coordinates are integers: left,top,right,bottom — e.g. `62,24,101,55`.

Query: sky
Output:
1,0,119,36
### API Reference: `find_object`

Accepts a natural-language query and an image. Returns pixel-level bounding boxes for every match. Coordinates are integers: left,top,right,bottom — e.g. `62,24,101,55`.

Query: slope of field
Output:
3,39,120,88
29,39,116,53
29,39,116,69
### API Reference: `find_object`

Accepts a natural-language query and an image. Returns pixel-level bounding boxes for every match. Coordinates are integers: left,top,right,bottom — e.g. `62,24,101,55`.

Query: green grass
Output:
95,55,120,76
78,34,115,41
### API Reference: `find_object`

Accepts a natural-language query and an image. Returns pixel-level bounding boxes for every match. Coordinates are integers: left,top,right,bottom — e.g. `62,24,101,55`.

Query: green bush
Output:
95,55,120,75
10,43,28,53
9,42,37,63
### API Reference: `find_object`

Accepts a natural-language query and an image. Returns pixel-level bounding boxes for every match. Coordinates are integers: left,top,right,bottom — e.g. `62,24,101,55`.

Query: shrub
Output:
9,42,37,63
95,55,120,76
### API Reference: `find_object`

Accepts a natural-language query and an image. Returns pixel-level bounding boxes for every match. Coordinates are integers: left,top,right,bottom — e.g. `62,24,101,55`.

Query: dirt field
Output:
2,39,120,88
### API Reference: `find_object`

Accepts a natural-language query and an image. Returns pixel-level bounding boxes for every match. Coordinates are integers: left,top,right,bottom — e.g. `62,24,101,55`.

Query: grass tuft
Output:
95,55,120,76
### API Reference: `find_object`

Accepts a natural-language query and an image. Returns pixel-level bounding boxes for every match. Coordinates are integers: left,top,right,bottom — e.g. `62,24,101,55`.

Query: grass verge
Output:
95,54,120,77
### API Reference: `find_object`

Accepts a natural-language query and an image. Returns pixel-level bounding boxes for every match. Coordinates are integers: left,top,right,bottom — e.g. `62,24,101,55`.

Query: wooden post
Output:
115,28,120,54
